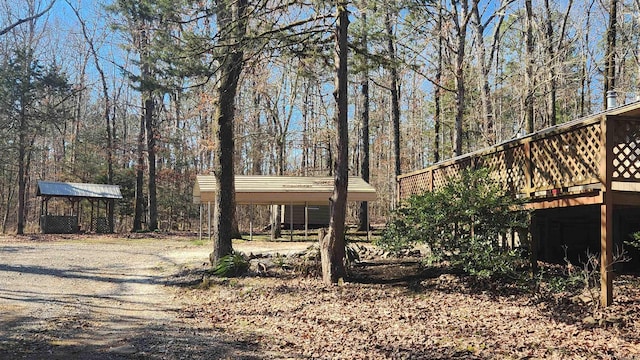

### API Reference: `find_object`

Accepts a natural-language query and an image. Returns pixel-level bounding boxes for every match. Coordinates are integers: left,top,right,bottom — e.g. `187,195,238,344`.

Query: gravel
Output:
0,235,307,359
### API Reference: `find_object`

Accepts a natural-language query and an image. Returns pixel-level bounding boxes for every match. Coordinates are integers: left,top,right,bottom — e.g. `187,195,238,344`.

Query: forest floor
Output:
1,234,639,359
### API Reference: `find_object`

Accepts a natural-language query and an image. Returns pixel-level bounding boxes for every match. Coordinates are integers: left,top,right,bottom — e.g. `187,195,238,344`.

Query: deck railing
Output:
398,112,640,202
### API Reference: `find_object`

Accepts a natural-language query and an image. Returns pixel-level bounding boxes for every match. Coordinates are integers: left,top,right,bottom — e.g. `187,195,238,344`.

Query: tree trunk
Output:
2,180,15,234
543,0,557,126
211,0,248,265
212,59,241,263
471,0,496,145
251,79,263,175
525,0,535,133
145,95,158,231
358,3,370,232
385,3,401,176
17,129,26,235
452,0,470,157
132,110,145,232
321,0,349,285
434,0,443,163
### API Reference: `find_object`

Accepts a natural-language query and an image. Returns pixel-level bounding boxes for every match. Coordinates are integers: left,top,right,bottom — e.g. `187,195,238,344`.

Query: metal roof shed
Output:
193,175,377,240
37,181,122,234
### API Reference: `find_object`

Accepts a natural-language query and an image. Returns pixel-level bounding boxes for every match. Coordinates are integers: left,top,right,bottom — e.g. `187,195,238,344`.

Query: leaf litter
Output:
173,260,640,360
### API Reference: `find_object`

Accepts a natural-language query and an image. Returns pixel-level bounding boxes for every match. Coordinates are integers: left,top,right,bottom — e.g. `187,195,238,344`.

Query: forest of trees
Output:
0,0,637,235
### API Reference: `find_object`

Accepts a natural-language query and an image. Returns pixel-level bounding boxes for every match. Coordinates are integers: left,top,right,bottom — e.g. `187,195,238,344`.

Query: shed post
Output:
90,200,95,232
199,203,202,241
108,199,115,233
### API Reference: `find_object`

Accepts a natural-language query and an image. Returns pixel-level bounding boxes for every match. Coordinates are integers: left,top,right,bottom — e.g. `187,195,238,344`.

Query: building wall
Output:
281,205,330,229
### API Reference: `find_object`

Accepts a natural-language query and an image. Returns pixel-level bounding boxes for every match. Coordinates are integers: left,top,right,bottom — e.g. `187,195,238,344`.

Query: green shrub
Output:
378,168,529,279
213,251,249,277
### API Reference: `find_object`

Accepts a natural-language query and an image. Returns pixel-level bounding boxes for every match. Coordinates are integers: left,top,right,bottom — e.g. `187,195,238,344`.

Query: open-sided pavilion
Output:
397,101,640,306
37,180,122,234
193,175,377,240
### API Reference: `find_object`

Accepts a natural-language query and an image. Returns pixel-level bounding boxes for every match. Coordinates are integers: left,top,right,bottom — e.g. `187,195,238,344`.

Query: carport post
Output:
199,204,202,241
207,201,211,241
304,202,309,240
249,202,254,241
290,202,294,241
367,201,371,242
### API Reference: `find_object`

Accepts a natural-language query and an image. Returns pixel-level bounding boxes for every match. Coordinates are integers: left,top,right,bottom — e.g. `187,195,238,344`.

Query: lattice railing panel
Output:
530,123,601,190
612,119,640,181
477,146,528,193
398,119,610,201
398,170,431,198
432,159,471,191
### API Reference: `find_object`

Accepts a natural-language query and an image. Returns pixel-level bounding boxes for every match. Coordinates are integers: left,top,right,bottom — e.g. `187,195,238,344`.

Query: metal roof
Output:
193,175,377,205
37,181,123,199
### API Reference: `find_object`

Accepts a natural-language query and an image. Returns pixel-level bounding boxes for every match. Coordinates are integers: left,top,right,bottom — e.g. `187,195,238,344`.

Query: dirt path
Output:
0,236,312,359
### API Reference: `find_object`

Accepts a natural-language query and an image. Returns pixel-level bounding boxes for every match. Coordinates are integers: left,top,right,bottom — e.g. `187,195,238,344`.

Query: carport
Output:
192,175,377,240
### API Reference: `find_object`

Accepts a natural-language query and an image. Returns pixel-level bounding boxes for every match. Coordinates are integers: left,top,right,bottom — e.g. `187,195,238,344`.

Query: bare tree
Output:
471,0,512,145
321,0,349,285
0,0,54,36
543,0,573,126
67,1,117,232
450,0,473,156
525,0,535,133
358,0,370,232
384,0,402,175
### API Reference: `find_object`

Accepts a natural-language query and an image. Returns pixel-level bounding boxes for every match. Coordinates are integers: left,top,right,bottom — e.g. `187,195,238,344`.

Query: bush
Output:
378,168,529,279
213,251,250,277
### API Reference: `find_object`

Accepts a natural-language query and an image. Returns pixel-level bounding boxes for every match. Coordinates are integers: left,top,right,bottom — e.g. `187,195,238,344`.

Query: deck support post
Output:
600,114,614,306
529,212,538,273
601,199,613,306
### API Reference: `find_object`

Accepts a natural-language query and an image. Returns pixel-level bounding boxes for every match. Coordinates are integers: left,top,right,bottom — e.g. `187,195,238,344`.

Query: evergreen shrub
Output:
378,168,530,279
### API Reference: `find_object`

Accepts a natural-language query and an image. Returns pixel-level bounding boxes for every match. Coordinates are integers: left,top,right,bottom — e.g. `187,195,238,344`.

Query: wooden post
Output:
199,204,202,241
207,201,211,241
429,169,434,192
366,201,371,242
523,140,532,195
249,203,254,241
529,212,538,273
304,202,309,240
601,199,614,306
600,114,614,306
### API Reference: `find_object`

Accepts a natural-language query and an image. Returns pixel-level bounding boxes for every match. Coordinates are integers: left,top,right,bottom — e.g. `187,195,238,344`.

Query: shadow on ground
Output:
0,312,263,360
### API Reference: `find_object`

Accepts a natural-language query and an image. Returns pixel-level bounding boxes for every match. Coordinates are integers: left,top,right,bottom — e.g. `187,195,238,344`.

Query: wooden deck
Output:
397,102,640,306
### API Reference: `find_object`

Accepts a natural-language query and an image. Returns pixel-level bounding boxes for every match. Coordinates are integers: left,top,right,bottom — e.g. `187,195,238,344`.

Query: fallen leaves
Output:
173,266,640,359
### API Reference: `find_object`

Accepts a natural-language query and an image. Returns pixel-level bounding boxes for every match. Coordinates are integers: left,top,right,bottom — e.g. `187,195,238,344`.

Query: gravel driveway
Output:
0,235,311,359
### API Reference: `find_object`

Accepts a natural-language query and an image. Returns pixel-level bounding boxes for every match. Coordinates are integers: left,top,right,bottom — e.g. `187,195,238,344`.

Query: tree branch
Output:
0,0,56,36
